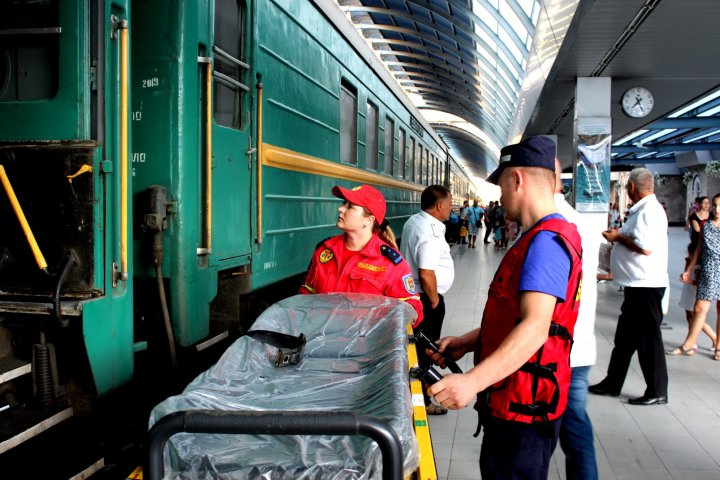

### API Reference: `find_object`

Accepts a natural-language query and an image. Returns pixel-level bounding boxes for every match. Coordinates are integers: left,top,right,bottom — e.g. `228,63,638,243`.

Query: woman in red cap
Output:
300,184,424,326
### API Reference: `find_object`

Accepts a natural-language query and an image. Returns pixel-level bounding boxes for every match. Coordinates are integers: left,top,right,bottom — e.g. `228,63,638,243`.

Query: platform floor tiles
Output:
428,227,720,480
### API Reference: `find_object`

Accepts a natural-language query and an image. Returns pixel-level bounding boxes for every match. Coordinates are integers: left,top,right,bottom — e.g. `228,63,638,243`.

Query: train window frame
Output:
213,0,249,130
340,79,358,166
365,101,378,171
398,127,406,180
384,116,394,176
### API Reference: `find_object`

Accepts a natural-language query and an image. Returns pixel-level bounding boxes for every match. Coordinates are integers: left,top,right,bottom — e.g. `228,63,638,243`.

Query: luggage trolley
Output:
145,293,438,479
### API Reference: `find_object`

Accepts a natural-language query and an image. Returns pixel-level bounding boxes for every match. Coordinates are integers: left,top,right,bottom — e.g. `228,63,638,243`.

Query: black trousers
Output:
483,222,493,242
480,416,561,480
418,292,445,403
604,286,668,397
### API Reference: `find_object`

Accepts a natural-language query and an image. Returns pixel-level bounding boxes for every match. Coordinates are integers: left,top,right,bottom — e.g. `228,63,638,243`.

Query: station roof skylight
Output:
335,0,578,182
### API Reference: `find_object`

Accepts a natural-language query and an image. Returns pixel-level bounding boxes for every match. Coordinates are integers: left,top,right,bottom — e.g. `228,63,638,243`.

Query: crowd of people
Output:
296,134,720,479
443,198,518,249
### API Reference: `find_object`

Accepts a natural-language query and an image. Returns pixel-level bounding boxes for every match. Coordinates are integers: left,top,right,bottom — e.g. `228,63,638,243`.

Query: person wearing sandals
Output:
675,194,720,360
673,239,717,356
465,199,484,248
589,168,669,406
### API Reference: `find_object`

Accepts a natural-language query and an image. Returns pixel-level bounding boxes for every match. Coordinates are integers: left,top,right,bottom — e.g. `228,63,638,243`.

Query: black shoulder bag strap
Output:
246,330,306,367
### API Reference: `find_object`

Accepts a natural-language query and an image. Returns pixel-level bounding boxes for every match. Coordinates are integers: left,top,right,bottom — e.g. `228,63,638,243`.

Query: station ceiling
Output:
336,0,720,183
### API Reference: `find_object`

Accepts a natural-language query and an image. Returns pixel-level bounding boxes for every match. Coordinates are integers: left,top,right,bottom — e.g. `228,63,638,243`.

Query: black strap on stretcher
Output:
246,330,306,367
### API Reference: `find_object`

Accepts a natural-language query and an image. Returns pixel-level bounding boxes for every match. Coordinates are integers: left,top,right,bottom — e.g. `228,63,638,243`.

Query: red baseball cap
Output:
332,184,386,224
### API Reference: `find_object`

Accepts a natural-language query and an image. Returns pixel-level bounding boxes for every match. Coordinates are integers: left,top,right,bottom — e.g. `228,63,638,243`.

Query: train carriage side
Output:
0,0,133,454
251,0,448,293
0,0,460,459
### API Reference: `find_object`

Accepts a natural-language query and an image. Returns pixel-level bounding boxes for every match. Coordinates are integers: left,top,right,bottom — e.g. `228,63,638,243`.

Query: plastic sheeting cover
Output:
149,293,420,479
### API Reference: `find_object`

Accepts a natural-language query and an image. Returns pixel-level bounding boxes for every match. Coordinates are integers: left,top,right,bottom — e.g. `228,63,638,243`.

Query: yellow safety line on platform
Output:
262,143,424,192
407,324,438,480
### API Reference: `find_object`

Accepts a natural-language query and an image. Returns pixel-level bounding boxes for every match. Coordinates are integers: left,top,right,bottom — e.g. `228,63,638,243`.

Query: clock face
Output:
621,87,654,118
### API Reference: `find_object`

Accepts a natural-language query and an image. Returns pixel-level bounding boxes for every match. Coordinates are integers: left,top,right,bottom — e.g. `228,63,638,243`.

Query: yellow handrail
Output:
120,24,129,280
205,61,212,253
256,83,263,246
0,165,47,271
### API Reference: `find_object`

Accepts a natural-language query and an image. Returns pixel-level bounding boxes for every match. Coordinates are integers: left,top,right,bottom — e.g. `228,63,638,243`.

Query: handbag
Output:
460,226,468,238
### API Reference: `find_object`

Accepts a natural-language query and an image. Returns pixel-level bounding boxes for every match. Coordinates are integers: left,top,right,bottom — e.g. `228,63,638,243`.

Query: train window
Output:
340,80,357,165
431,154,436,184
425,148,429,184
384,116,394,175
365,101,378,170
415,142,422,183
409,137,415,182
398,128,406,179
213,0,248,129
0,0,60,101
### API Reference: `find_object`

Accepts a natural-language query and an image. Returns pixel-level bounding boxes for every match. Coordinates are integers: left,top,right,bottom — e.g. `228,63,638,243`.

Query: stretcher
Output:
147,293,438,479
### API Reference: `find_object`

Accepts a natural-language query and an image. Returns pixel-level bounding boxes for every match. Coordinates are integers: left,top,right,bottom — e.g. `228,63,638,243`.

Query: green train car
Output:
0,0,472,458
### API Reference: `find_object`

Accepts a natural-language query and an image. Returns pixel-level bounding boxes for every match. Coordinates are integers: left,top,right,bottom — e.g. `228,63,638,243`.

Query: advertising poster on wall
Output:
574,117,612,212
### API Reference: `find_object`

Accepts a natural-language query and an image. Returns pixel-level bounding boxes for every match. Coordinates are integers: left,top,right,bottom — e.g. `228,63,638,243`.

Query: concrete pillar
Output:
572,78,612,317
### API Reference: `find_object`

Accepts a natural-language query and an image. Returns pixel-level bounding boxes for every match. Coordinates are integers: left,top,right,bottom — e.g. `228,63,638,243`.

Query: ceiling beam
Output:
612,142,720,154
646,117,720,129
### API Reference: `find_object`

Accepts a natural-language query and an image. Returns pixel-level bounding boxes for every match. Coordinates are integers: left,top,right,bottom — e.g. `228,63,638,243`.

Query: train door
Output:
209,0,253,262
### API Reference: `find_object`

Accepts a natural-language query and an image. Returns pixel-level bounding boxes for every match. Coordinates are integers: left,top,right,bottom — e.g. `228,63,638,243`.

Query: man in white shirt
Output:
589,168,669,405
401,185,455,414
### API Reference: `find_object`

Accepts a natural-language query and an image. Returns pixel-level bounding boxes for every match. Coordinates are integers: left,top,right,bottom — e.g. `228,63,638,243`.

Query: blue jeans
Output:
559,366,598,480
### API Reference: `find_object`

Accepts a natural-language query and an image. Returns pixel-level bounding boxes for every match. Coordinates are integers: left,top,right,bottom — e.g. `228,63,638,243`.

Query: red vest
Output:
476,217,582,423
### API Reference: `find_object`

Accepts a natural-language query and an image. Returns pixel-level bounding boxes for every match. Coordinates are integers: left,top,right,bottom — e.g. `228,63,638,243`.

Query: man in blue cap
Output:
427,136,583,479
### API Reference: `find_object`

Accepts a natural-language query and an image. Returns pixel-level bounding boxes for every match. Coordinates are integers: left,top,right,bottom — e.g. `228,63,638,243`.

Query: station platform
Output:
428,226,720,480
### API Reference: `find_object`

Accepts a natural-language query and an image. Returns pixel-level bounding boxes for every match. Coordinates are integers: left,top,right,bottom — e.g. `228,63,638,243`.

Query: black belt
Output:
246,330,306,367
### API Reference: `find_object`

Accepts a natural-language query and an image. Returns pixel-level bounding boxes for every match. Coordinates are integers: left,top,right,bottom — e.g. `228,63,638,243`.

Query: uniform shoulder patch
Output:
319,248,334,264
402,274,417,294
380,244,402,265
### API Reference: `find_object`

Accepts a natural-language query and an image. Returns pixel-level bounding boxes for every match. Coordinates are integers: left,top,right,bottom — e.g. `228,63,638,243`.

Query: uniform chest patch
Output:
357,262,386,272
402,274,417,294
319,249,334,263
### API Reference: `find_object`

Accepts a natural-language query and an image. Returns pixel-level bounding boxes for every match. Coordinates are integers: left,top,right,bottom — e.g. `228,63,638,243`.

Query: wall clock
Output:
621,87,654,118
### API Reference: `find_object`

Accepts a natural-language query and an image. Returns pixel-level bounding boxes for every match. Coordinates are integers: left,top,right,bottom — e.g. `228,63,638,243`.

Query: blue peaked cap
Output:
486,136,556,185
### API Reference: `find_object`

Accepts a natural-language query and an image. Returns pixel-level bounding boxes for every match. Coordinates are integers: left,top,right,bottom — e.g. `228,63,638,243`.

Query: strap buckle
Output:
246,330,306,368
274,336,306,367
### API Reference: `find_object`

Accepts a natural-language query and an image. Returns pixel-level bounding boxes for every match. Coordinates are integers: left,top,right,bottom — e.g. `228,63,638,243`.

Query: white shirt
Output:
554,193,597,367
400,211,455,294
611,194,669,288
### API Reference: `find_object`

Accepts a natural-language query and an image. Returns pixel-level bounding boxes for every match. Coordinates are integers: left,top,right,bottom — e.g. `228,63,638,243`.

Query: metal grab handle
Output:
119,22,129,280
146,410,404,480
